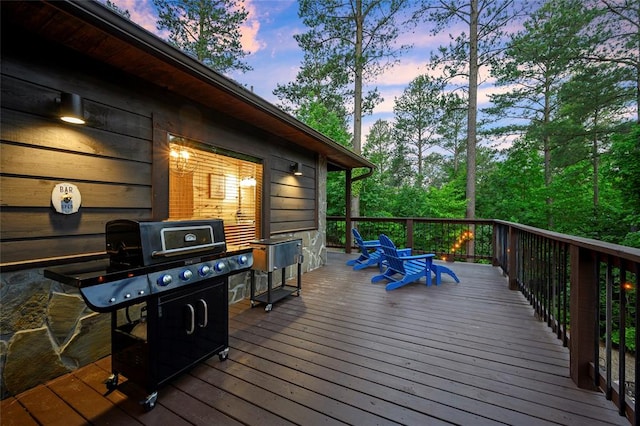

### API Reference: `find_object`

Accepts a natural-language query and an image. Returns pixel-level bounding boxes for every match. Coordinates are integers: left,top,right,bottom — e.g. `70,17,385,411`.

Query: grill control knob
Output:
199,265,211,276
157,274,172,287
214,261,226,272
180,269,193,281
238,255,248,265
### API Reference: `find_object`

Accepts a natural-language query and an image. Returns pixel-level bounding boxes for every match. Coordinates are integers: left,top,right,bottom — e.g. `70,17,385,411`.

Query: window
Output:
168,136,262,248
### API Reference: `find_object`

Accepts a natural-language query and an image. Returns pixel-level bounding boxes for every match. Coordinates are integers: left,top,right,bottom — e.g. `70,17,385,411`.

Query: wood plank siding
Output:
0,22,316,266
1,253,628,425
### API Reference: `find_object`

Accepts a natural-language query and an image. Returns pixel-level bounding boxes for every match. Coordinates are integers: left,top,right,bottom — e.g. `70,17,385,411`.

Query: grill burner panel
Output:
51,251,252,312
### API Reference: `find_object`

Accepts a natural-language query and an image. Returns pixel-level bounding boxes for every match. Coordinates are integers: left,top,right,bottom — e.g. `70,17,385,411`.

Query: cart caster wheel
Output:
141,392,158,412
265,304,272,312
104,373,119,391
218,348,229,361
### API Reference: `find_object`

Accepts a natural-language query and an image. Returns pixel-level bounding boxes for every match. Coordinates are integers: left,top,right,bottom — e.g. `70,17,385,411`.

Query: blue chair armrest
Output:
395,253,435,261
362,240,381,247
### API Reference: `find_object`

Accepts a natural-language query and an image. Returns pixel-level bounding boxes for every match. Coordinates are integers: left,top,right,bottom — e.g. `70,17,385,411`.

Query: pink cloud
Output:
241,0,266,54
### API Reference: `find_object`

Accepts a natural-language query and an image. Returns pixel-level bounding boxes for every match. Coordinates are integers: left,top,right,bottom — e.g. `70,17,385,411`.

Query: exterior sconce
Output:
290,162,303,176
58,92,85,125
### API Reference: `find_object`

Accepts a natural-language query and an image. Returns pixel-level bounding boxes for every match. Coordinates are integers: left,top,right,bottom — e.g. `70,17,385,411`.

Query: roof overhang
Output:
2,0,374,173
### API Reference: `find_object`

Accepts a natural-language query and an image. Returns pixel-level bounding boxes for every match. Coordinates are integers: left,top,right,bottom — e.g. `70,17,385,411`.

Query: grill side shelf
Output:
44,259,112,287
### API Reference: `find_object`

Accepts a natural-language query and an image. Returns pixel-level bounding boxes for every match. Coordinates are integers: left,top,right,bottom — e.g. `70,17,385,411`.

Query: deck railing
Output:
328,216,640,424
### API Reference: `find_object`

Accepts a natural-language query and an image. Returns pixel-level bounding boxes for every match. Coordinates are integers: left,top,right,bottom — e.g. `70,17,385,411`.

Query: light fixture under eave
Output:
58,92,85,125
290,162,303,176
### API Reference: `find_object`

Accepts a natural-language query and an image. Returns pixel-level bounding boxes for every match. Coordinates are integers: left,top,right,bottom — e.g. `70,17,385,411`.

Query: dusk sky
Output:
102,0,512,143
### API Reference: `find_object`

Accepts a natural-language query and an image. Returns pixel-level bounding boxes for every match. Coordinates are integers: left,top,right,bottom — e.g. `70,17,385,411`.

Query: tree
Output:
293,0,411,154
274,46,350,121
476,137,547,227
555,62,635,232
436,92,467,176
393,75,445,187
295,101,352,217
153,0,251,74
606,125,640,247
418,0,527,220
486,0,594,228
282,0,412,218
363,119,394,184
584,0,640,123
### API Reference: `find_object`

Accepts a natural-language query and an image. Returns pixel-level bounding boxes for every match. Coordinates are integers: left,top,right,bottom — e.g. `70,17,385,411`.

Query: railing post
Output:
406,219,414,248
508,226,518,290
345,170,352,254
569,244,598,390
492,222,500,267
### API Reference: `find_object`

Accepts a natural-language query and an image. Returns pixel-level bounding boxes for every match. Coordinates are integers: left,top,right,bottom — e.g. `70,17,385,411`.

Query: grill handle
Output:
185,304,195,335
152,242,225,258
198,299,208,328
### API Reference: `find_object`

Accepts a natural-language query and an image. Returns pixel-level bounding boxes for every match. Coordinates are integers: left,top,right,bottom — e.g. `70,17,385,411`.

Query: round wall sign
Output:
51,182,82,214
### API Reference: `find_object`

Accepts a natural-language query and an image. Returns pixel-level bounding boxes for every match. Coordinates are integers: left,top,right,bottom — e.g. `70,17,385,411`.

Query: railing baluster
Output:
619,267,627,416
607,258,614,400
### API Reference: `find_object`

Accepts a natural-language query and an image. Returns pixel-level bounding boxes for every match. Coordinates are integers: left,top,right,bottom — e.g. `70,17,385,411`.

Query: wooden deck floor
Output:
1,251,629,425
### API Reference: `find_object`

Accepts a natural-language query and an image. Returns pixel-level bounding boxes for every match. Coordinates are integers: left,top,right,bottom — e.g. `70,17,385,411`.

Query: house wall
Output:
0,29,327,397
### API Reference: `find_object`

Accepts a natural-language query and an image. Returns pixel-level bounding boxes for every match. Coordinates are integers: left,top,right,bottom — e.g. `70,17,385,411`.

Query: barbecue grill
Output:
45,219,253,410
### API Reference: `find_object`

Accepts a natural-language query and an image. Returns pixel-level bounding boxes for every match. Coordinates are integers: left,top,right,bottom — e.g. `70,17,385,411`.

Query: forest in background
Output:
108,0,640,248
281,0,639,248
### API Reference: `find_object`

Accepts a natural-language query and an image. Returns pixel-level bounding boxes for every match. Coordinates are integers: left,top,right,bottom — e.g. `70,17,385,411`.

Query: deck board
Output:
0,252,628,425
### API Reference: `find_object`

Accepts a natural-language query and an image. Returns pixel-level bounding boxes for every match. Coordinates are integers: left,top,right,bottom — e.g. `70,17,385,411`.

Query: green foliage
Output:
606,125,640,247
153,0,251,73
611,327,636,353
600,279,637,353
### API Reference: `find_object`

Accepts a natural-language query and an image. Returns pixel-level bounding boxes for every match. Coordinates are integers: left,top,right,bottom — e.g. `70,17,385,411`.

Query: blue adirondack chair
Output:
345,228,385,271
371,234,460,290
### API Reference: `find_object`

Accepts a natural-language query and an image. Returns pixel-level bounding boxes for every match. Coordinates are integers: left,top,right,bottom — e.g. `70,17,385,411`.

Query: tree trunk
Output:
466,0,478,220
352,0,364,218
543,78,553,229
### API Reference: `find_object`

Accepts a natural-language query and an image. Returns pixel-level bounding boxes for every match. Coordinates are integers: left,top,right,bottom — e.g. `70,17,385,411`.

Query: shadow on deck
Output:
1,251,628,425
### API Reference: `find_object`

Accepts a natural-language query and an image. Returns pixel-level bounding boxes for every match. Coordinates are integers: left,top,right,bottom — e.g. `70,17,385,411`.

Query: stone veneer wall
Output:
0,158,328,398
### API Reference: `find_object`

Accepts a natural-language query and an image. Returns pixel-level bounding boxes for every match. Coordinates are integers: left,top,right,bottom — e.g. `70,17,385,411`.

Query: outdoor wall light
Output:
58,92,85,125
290,162,303,176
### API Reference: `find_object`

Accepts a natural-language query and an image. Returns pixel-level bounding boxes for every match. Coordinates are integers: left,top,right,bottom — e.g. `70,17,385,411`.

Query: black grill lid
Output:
106,219,226,269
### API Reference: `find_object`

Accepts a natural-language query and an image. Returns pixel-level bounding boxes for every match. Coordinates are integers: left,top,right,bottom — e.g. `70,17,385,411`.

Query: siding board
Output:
0,177,151,208
270,221,316,233
1,109,152,162
269,197,315,210
270,183,314,199
1,209,151,239
1,143,151,185
2,236,105,263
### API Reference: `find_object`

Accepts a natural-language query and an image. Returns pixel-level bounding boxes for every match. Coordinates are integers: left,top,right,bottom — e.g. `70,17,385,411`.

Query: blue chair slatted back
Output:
379,234,406,274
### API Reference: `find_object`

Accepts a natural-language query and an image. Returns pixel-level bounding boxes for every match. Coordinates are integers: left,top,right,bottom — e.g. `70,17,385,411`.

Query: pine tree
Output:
153,0,251,74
